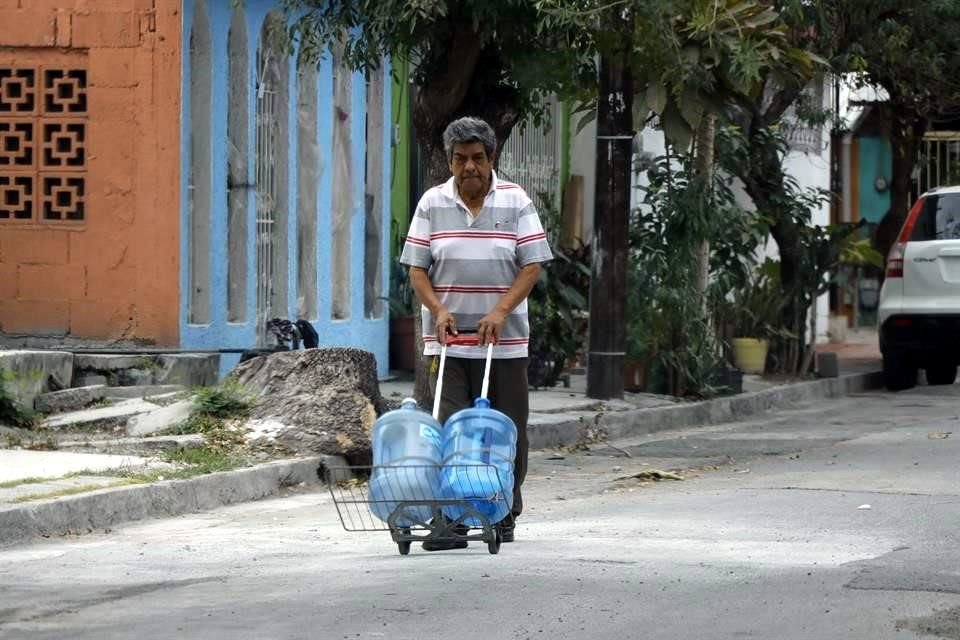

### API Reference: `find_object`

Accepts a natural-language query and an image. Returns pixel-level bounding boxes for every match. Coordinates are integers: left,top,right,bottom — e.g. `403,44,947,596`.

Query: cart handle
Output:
432,330,495,420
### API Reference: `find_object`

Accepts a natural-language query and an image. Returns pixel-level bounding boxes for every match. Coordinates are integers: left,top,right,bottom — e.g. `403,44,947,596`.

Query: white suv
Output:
879,185,960,390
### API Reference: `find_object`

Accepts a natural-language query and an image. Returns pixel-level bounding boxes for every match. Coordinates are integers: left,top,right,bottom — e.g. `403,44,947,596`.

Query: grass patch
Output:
192,381,252,420
161,445,241,473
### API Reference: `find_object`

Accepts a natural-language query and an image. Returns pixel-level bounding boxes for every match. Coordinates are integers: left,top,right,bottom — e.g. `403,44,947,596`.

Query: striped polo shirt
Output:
399,171,553,359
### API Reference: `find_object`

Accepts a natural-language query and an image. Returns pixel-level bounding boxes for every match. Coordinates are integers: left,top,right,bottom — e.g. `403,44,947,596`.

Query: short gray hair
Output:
442,117,497,161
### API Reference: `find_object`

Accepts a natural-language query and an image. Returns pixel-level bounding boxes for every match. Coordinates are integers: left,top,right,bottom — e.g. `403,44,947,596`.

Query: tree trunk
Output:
873,108,924,263
693,114,716,308
587,20,632,400
740,140,807,375
768,212,805,373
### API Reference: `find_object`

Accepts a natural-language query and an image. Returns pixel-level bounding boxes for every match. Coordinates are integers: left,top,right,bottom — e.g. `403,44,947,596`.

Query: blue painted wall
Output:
857,135,892,224
180,0,392,378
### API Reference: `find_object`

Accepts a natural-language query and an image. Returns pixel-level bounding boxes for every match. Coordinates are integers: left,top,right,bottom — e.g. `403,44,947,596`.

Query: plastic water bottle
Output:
438,397,517,526
368,398,443,526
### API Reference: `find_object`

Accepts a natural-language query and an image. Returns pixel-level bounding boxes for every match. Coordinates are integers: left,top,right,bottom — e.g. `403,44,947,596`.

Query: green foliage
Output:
0,369,40,429
192,381,252,420
384,258,415,318
630,152,762,397
527,193,591,388
284,0,597,129
836,1,960,121
539,0,822,150
719,259,791,340
171,382,252,455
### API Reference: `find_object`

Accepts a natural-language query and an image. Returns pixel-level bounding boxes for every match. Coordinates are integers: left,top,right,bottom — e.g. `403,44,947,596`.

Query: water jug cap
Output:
400,397,419,409
473,397,491,409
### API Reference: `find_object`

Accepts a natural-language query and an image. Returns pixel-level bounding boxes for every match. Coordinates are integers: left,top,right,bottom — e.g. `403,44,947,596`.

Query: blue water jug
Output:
368,398,443,526
438,397,517,526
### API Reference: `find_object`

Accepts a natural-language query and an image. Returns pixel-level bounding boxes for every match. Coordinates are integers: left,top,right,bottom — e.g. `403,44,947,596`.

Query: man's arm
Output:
477,262,542,345
409,266,458,345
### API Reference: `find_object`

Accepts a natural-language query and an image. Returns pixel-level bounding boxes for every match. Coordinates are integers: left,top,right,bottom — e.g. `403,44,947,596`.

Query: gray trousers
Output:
427,355,529,518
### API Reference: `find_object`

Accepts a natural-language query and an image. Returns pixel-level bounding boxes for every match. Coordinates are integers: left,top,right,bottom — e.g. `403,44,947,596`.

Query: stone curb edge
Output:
0,370,882,548
0,455,348,548
527,370,885,449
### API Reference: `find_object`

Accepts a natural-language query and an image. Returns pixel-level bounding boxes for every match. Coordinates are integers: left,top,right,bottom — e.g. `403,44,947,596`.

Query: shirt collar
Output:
441,170,499,202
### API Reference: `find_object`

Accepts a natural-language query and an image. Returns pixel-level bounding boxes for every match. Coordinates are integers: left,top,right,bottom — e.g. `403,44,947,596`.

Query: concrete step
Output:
58,433,205,456
34,385,107,414
0,449,156,484
102,385,186,400
0,350,74,409
73,353,218,388
41,399,160,430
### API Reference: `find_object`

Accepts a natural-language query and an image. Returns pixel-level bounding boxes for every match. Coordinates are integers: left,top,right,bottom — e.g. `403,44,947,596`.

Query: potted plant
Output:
730,262,785,374
385,260,417,372
527,193,591,389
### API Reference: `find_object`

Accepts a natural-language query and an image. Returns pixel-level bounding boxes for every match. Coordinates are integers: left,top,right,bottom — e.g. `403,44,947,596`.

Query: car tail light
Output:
885,197,927,278
891,317,912,328
885,242,905,278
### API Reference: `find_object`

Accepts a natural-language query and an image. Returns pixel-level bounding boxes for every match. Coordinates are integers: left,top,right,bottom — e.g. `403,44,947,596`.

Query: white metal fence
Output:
917,132,960,195
496,96,563,209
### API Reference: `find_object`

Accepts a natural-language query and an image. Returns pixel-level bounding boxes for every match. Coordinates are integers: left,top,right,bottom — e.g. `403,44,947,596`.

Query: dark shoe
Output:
498,516,515,543
421,517,469,551
421,537,468,551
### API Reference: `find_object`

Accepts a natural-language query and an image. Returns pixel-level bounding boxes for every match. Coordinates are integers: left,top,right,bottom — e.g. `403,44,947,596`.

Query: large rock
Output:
230,348,387,464
0,350,74,410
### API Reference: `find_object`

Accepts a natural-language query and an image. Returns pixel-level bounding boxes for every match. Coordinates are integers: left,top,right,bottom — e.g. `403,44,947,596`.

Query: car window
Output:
912,193,960,241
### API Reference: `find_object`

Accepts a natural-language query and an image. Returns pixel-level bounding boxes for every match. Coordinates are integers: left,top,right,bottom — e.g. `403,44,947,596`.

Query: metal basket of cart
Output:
325,331,518,555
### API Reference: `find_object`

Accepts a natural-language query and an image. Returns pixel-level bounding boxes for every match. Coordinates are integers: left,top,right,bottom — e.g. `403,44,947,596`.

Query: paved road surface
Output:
3,382,960,640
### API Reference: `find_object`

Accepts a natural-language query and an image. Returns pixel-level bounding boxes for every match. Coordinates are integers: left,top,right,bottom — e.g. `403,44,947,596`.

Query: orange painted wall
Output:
0,0,181,345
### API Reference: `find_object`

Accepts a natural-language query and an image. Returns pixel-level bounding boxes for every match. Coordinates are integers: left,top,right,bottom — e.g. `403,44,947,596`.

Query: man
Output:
400,116,553,550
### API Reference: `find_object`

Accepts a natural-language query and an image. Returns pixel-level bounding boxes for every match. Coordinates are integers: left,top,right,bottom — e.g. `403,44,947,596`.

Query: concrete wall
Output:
0,0,182,345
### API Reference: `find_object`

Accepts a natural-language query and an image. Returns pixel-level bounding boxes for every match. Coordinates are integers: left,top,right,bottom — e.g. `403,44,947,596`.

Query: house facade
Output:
0,0,393,377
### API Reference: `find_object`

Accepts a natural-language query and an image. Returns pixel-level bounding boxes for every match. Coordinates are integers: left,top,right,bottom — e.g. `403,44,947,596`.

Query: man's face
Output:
449,141,493,197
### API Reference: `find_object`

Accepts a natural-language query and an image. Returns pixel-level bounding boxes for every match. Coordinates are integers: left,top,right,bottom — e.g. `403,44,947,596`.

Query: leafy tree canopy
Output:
283,0,597,146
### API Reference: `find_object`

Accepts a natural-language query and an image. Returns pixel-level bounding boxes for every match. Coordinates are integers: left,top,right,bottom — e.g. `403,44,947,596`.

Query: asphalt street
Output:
2,382,960,640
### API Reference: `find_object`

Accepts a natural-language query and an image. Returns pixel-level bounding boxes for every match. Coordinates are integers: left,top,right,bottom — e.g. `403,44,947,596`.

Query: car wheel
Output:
926,362,958,386
883,354,918,391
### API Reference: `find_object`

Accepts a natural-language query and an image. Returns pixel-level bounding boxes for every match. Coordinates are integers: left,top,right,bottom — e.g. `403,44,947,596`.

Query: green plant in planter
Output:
629,151,764,397
384,258,415,318
731,260,790,340
527,193,591,389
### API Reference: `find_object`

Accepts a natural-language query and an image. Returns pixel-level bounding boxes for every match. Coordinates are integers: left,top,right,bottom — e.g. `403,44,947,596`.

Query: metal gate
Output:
917,132,960,196
497,96,563,209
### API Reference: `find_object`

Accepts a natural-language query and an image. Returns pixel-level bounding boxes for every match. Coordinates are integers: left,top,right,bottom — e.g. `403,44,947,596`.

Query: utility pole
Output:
587,13,633,400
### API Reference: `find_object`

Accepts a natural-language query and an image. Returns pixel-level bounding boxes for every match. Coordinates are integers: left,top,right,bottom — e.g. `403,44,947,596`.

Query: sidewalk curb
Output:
1,370,882,548
528,370,884,449
0,455,348,548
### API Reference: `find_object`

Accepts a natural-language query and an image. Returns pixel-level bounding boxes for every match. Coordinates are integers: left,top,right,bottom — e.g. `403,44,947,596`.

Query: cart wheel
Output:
397,527,411,556
487,527,501,555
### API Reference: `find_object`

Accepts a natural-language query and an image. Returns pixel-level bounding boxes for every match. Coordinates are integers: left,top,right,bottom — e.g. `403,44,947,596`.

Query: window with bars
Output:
0,64,88,224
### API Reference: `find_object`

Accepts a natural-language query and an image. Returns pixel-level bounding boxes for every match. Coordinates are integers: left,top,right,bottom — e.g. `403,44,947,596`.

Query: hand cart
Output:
326,333,509,555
